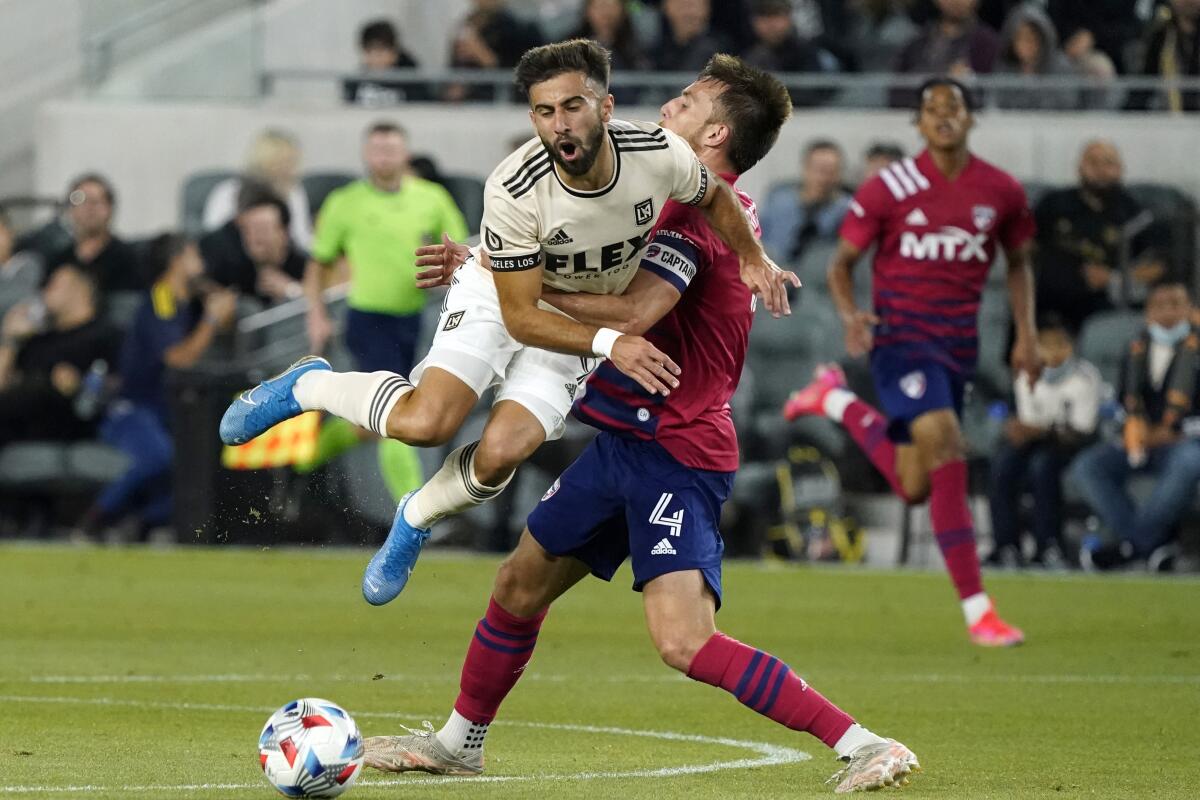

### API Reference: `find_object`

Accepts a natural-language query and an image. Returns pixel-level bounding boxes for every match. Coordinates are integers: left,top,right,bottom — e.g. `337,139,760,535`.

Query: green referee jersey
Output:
311,177,469,316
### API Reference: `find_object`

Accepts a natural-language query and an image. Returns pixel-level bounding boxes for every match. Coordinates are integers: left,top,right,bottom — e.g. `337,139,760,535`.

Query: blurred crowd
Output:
343,0,1200,110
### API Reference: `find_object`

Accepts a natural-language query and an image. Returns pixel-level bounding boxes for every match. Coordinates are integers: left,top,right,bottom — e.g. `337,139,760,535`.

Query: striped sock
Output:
840,399,911,502
402,441,512,530
292,370,412,438
687,632,854,748
929,460,986,602
452,596,547,726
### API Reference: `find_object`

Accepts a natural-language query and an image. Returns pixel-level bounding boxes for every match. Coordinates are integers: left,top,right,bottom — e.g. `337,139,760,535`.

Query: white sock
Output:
961,592,991,626
403,441,513,529
435,709,488,761
293,370,412,437
822,388,856,423
833,723,889,759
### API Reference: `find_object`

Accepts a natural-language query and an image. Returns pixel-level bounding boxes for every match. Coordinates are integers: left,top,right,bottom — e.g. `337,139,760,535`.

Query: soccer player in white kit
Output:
219,40,796,605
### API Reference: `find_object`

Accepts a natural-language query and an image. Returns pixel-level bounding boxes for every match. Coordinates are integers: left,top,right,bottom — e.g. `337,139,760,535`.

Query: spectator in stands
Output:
840,0,919,73
343,18,431,106
569,0,649,103
77,234,237,541
200,181,306,306
1049,0,1151,75
0,264,120,445
861,140,904,181
894,0,1001,103
445,0,543,102
302,121,468,501
994,3,1081,110
202,129,312,248
1129,0,1200,112
653,0,730,74
49,174,145,294
1034,140,1168,334
743,0,839,108
1069,279,1200,571
0,211,43,315
760,139,852,265
986,314,1101,568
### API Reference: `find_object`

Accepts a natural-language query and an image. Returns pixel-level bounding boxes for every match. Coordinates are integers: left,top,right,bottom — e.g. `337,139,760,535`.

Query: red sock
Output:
687,632,853,748
928,461,984,600
841,400,910,502
453,597,547,724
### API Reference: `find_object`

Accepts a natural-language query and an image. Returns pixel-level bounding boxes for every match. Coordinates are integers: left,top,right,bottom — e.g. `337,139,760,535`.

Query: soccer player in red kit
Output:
364,56,921,794
785,77,1040,647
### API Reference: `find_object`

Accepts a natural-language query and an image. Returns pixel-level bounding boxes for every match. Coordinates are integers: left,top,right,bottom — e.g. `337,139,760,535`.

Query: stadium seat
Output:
1077,309,1144,389
441,174,485,236
179,170,237,236
302,172,357,219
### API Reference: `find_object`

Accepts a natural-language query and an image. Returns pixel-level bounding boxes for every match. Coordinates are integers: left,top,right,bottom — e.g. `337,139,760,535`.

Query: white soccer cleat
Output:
363,723,483,776
828,739,920,793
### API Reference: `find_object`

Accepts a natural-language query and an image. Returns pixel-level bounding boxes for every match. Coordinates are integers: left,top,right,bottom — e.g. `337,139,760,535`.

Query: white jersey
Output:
1014,357,1102,435
481,118,711,294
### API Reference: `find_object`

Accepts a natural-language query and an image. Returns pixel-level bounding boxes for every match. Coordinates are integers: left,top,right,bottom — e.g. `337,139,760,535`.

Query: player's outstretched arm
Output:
414,233,472,289
827,238,878,358
542,268,681,337
695,178,800,318
494,267,681,396
1005,243,1042,383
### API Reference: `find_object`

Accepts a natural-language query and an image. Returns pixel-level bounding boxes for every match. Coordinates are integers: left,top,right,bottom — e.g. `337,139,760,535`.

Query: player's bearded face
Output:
542,116,606,177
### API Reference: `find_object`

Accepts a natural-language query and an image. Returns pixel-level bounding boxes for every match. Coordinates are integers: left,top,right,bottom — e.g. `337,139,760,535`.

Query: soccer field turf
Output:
0,545,1196,799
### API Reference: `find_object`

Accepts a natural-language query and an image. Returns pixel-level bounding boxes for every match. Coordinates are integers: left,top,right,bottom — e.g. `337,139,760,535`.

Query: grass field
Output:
0,544,1197,799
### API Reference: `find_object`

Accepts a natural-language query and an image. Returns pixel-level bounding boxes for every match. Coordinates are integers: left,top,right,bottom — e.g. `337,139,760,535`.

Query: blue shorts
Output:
526,433,733,608
344,308,422,374
871,348,967,444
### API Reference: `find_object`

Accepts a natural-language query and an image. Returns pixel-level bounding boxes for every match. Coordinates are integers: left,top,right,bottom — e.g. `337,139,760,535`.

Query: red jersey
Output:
839,151,1035,373
573,174,757,472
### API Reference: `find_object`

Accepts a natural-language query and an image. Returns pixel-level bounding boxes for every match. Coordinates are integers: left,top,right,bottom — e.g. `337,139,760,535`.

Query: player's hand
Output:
610,334,681,396
306,306,334,354
1010,334,1043,384
415,233,471,289
739,253,800,318
841,310,879,358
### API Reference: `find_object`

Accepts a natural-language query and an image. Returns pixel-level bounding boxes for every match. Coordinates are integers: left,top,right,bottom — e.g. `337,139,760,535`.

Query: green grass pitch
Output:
1,544,1197,799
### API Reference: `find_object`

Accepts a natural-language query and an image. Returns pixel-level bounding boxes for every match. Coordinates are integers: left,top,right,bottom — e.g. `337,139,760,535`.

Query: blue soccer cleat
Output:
362,491,431,606
219,356,331,445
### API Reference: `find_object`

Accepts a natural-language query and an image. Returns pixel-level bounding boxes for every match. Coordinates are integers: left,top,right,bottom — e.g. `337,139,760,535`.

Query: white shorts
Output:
410,259,599,440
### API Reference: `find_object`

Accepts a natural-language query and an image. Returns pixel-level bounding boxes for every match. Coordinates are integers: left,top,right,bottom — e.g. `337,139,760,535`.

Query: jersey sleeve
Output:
661,127,710,206
839,178,890,251
481,175,542,272
309,190,346,265
998,177,1036,251
638,205,706,294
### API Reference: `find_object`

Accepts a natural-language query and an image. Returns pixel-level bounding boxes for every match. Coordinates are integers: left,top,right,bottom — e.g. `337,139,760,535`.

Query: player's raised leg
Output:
643,570,919,793
362,399,548,605
363,530,591,774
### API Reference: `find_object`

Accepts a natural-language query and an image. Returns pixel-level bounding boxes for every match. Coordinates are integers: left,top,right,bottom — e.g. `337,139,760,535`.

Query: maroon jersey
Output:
839,151,1035,373
574,174,758,472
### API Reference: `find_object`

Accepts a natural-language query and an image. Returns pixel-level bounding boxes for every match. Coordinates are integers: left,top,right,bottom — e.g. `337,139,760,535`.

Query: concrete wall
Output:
35,99,1200,238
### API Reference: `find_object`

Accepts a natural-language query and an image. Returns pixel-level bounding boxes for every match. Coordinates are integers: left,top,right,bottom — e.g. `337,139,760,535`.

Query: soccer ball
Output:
258,698,365,798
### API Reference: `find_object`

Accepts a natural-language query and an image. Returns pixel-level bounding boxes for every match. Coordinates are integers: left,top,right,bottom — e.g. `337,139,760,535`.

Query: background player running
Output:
219,40,795,607
784,77,1039,647
361,55,920,795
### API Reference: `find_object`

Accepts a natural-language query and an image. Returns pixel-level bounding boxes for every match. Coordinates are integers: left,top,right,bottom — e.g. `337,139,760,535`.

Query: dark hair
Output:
698,54,793,174
865,141,905,162
235,178,291,229
366,120,407,138
360,19,398,50
914,76,978,113
1036,311,1072,337
572,0,643,69
144,232,194,283
751,0,793,15
1149,277,1191,298
803,138,842,161
514,39,610,100
68,173,116,207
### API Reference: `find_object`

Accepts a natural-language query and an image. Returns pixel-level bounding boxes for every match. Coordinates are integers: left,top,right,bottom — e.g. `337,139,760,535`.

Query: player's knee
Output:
655,634,704,673
914,414,964,466
900,474,930,504
475,431,538,487
492,557,544,618
386,400,454,447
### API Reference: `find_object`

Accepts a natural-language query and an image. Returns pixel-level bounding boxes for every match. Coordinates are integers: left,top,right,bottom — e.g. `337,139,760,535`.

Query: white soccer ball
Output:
258,698,365,798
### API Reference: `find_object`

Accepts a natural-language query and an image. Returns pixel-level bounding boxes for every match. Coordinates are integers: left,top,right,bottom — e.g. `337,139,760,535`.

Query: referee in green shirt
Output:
300,121,468,499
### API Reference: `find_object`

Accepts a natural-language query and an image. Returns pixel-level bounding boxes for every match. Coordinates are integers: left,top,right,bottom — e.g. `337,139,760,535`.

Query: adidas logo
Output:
546,228,573,246
650,538,676,556
905,208,929,226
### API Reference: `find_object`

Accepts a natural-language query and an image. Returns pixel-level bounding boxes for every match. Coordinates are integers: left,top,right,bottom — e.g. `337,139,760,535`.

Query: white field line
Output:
12,672,1200,686
0,695,809,795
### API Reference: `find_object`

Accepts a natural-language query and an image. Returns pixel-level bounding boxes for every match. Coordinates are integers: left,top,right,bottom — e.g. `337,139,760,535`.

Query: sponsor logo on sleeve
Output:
484,227,504,252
